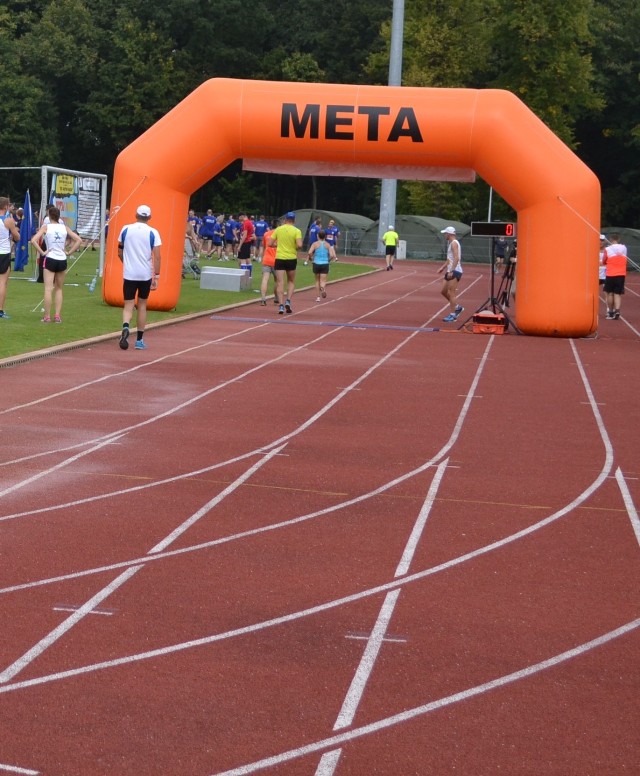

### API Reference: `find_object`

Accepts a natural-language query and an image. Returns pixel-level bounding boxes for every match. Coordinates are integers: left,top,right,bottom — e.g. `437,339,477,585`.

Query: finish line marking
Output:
209,315,440,334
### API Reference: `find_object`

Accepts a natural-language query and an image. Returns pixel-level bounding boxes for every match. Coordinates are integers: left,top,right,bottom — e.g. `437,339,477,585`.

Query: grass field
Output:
0,250,377,361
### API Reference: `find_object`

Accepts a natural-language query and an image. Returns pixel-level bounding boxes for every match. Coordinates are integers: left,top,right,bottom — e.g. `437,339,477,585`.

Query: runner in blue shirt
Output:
224,216,238,259
324,219,340,260
254,215,269,261
304,217,322,265
199,209,217,254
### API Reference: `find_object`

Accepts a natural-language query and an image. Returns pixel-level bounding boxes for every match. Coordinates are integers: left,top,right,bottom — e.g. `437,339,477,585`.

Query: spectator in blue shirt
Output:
325,219,340,260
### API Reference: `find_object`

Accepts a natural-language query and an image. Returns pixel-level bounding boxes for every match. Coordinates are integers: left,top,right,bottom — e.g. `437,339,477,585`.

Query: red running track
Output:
0,260,638,775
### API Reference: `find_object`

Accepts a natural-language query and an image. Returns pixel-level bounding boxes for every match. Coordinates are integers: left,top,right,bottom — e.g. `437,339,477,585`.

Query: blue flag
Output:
14,190,35,272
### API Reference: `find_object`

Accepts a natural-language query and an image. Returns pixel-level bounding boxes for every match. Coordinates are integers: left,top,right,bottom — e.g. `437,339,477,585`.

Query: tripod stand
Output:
458,239,520,333
496,258,516,309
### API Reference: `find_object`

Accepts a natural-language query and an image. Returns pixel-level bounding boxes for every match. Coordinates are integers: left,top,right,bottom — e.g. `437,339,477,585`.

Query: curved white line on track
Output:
0,338,618,702
0,336,611,599
0,435,615,695
209,618,640,775
0,275,483,511
0,336,494,593
0,765,39,775
0,435,124,500
0,446,288,683
0,271,424,424
0,275,450,500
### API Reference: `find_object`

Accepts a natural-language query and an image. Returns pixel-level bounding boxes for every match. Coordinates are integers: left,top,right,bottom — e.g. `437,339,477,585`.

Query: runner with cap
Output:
269,211,302,314
117,204,162,350
381,224,399,270
598,234,607,289
438,225,464,322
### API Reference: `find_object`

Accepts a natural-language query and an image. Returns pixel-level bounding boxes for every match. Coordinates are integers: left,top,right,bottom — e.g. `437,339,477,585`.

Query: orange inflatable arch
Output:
105,79,601,337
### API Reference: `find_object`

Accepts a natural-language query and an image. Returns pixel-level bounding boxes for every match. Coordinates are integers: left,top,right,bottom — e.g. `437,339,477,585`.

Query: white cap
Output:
441,226,456,234
599,234,606,240
136,204,152,218
388,225,394,230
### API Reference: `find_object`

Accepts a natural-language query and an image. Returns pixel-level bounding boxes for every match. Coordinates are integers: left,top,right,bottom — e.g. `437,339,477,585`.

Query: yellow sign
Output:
55,175,75,195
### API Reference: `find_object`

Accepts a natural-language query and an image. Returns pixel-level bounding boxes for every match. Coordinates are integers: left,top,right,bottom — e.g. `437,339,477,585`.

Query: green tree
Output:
73,7,191,172
576,0,640,223
0,7,61,168
485,0,603,147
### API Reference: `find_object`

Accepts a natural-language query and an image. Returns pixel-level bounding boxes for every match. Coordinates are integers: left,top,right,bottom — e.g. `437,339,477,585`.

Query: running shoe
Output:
442,313,457,322
454,305,464,314
54,315,62,323
278,304,285,315
0,311,10,319
316,296,321,303
119,328,130,350
260,298,267,306
135,340,148,350
321,288,327,298
41,315,51,323
285,300,292,314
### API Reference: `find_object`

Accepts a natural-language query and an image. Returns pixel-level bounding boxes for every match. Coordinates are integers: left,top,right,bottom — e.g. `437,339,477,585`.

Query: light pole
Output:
377,0,405,254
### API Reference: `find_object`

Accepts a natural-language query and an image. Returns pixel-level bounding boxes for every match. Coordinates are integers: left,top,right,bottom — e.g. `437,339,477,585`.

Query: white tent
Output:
354,215,493,262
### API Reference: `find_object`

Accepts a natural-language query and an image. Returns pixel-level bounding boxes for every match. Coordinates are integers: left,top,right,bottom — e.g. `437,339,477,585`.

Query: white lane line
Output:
211,618,640,775
0,435,125,500
317,460,449,774
0,566,143,684
148,444,286,554
615,467,640,547
332,590,401,732
395,459,449,578
314,749,342,776
0,448,283,683
0,764,39,775
332,461,449,733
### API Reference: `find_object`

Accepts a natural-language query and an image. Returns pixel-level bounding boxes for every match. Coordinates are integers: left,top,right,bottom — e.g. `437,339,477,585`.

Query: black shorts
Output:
0,253,11,275
123,278,152,301
43,257,68,273
274,258,297,271
385,245,396,256
603,275,625,294
238,242,252,260
312,262,330,275
444,270,462,282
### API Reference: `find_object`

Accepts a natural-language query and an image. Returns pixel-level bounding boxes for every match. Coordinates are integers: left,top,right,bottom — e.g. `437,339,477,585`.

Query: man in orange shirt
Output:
603,233,628,320
259,220,278,305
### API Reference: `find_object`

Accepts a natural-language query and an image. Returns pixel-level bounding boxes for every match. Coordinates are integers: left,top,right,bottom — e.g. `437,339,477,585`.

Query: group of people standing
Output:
1,196,84,323
187,211,271,262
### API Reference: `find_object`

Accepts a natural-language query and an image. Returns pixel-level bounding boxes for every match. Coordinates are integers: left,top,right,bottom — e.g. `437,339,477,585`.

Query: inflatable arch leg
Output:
105,79,600,337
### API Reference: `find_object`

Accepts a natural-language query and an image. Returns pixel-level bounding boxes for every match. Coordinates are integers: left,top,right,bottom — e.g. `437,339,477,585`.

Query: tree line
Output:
1,0,637,225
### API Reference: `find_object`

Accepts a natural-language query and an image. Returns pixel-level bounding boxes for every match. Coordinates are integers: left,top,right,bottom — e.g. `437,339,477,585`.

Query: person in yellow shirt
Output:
381,225,399,270
269,211,302,314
